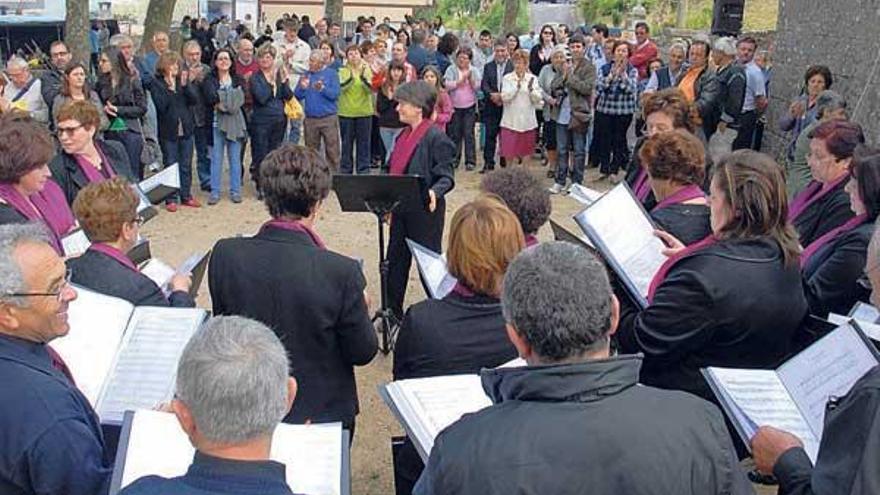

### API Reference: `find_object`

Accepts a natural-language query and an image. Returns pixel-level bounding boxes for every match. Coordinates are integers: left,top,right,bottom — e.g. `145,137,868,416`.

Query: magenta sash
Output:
799,214,869,269
646,234,718,304
788,174,849,222
0,182,75,254
74,145,117,184
633,168,652,203
261,218,326,249
651,184,706,213
524,234,539,247
451,282,476,298
90,243,138,272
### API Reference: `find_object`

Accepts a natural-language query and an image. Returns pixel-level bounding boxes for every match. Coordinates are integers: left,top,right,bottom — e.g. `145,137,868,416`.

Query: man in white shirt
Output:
733,36,767,150
274,19,311,144
1,57,48,125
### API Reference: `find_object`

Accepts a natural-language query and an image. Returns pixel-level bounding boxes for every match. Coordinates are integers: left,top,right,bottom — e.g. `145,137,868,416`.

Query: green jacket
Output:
338,64,374,118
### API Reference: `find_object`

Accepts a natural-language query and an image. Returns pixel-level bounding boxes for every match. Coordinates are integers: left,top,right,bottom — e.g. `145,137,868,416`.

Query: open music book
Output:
567,183,604,206
406,239,457,299
139,163,180,204
380,374,492,462
828,301,880,342
703,321,880,463
140,251,211,298
573,183,667,308
109,410,350,495
51,287,207,424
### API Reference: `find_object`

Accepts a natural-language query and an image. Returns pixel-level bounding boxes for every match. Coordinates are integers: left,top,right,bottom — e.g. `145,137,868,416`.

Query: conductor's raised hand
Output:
654,230,685,257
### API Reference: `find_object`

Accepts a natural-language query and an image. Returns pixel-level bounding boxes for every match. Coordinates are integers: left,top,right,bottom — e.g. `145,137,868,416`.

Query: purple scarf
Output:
0,182,75,254
651,184,706,213
524,234,539,247
633,168,651,203
74,145,116,184
90,243,139,272
788,174,849,222
800,214,869,269
451,282,476,298
261,218,326,249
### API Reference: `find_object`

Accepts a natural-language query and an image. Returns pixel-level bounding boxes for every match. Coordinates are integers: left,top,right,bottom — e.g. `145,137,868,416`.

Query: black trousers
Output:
387,197,446,317
594,112,633,175
482,110,504,168
733,110,758,151
448,105,476,167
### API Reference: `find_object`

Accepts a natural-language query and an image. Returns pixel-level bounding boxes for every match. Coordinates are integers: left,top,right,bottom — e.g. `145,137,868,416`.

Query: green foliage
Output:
436,0,529,34
684,2,713,29
578,0,658,27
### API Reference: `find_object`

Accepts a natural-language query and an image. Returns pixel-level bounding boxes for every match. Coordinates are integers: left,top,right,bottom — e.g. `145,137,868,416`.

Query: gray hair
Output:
669,42,687,55
713,37,737,56
175,316,290,444
109,34,133,48
6,57,29,71
309,50,326,63
182,40,201,53
0,223,51,307
816,89,847,118
501,242,613,362
394,80,437,119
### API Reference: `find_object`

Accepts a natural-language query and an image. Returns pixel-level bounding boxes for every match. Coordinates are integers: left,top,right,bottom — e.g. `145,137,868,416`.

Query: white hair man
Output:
709,37,746,142
119,316,297,495
1,57,49,124
274,18,311,144
0,223,112,495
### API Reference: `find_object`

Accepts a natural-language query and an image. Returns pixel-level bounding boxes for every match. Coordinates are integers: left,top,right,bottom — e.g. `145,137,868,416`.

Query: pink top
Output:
445,66,479,109
433,91,453,132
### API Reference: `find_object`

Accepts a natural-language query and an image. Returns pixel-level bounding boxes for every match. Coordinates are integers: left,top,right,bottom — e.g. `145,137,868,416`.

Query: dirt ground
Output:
141,156,774,495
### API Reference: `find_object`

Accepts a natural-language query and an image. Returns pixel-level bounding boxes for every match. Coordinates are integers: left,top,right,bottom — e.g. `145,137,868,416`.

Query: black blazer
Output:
793,179,855,248
69,249,194,307
803,221,873,318
150,77,199,141
617,237,808,403
393,292,517,380
480,59,513,118
402,125,455,204
651,204,711,246
49,140,135,205
208,226,377,426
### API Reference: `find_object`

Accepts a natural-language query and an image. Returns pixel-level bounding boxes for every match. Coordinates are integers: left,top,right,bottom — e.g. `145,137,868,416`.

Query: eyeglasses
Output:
4,268,72,303
57,124,83,136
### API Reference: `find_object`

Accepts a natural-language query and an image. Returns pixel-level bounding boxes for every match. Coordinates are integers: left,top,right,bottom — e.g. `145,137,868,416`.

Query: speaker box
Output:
712,0,745,36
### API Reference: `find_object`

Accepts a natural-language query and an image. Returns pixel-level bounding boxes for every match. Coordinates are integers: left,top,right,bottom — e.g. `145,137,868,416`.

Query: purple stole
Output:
633,168,652,203
799,214,869,269
647,235,718,304
89,243,139,272
0,182,76,254
788,174,849,222
524,234,539,248
451,282,477,298
260,218,326,249
74,145,117,184
651,184,706,213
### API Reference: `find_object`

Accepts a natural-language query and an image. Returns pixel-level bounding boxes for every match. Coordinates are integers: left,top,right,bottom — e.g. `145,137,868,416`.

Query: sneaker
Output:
182,198,202,208
208,196,220,206
165,202,178,212
231,195,242,204
548,183,565,194
465,163,476,171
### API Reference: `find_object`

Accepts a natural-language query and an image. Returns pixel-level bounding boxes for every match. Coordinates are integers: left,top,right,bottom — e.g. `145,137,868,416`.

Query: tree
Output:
502,0,519,33
141,0,178,55
64,0,90,66
324,0,342,25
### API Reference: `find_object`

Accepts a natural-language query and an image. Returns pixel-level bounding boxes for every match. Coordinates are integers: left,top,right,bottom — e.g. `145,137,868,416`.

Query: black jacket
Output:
48,139,135,205
208,226,378,426
95,73,147,134
480,59,513,120
803,221,873,317
675,65,720,138
376,89,404,128
651,203,712,246
69,249,194,307
414,356,754,495
774,365,880,494
399,125,455,203
528,44,552,76
618,237,808,403
793,179,855,248
249,70,293,126
709,63,746,135
150,77,199,142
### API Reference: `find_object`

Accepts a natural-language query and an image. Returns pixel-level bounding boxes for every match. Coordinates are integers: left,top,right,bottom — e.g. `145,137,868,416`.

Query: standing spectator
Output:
471,30,493,76
594,40,638,181
89,23,102,74
407,29,431,73
537,47,566,179
298,15,316,43
528,25,556,76
95,20,109,55
0,57,48,125
644,42,687,93
338,45,374,175
250,44,293,195
780,66,834,195
182,41,213,193
327,22,346,56
391,42,418,82
203,48,247,205
52,63,108,131
295,52,341,169
308,17,329,48
376,61,407,164
94,48,146,179
151,52,200,212
629,21,658,81
676,39,718,139
505,32,521,54
435,33,458,75
141,31,170,78
480,38,513,173
193,18,215,64
432,16,446,36
444,47,480,171
708,37,746,147
352,19,376,46
733,36,767,150
397,29,411,48
40,41,71,120
320,40,342,71
422,66,452,132
274,19,311,144
234,38,259,167
499,49,543,164
588,23,609,70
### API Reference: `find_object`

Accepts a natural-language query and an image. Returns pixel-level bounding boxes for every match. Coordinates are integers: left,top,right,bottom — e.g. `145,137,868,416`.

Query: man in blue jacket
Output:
294,51,341,169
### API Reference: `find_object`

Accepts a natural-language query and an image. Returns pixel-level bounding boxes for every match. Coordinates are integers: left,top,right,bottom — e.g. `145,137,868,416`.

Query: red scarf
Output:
633,168,652,203
261,218,326,249
800,214,869,269
89,243,139,272
0,182,75,255
74,144,116,184
646,234,718,303
388,119,433,176
651,184,706,213
788,174,849,222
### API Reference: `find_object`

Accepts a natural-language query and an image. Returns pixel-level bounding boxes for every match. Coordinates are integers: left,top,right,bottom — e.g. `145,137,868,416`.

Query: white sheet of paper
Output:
62,229,92,258
139,163,180,192
828,313,880,342
120,410,344,495
406,239,457,299
131,184,154,214
849,302,880,324
567,184,604,206
573,184,666,302
140,259,175,290
96,307,205,423
52,287,134,406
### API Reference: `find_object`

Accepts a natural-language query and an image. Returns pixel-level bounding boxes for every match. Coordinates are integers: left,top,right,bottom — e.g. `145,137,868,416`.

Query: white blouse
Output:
500,72,544,132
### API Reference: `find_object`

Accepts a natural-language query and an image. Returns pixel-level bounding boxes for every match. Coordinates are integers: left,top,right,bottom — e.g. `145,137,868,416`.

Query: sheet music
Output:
140,259,175,290
849,302,880,323
707,367,820,462
779,323,879,438
96,307,205,423
120,410,344,495
573,184,666,301
568,184,604,206
52,287,134,406
406,239,457,299
139,163,181,192
62,229,92,257
386,374,492,458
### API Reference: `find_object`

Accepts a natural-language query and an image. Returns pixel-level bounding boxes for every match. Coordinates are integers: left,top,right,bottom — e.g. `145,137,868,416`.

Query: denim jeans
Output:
555,124,587,186
210,126,242,198
194,126,213,190
339,116,373,174
159,136,195,202
379,127,403,162
287,118,302,144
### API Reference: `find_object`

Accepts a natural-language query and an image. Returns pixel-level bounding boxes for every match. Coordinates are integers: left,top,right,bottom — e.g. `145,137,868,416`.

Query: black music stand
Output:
333,174,423,354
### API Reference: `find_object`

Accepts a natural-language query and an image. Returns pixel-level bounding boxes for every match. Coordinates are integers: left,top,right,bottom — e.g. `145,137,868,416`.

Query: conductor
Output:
385,81,455,317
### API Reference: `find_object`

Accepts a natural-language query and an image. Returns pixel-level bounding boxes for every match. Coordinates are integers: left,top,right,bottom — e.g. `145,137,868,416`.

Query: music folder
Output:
405,239,456,299
139,163,181,205
51,286,208,424
549,218,595,250
702,321,880,463
573,182,667,308
827,301,880,342
140,250,211,298
108,410,350,495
